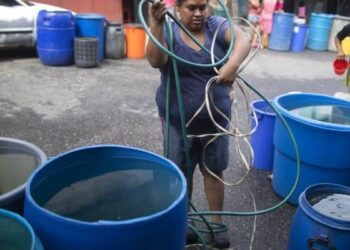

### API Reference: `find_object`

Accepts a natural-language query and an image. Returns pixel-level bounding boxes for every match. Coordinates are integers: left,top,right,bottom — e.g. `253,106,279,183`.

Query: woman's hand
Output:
337,51,346,59
150,0,168,25
216,63,239,86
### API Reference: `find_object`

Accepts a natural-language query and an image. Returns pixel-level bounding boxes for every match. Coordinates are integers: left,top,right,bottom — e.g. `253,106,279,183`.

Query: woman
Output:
335,23,350,59
146,0,250,248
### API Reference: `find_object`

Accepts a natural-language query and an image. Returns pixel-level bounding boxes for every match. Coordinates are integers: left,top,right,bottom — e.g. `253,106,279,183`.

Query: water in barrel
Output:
0,154,37,196
290,105,350,125
41,157,182,222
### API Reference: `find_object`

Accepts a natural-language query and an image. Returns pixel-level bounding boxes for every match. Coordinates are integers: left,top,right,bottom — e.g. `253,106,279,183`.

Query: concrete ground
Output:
0,47,347,250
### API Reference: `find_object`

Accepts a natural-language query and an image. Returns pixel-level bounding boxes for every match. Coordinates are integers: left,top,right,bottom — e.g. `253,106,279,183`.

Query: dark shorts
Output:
162,120,230,177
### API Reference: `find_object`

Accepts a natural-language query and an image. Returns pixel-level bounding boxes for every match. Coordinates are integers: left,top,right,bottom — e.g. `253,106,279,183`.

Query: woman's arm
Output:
335,36,345,59
145,0,169,68
216,25,251,84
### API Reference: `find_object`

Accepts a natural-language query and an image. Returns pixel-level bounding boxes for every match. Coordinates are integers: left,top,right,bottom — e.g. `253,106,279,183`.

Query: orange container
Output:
333,59,349,75
125,24,146,59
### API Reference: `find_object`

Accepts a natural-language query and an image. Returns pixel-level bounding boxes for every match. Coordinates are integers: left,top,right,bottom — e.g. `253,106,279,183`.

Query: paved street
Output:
0,47,347,250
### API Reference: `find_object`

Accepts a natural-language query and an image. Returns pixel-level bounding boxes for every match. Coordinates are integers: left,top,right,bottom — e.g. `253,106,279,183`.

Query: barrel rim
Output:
310,12,334,19
0,137,47,203
0,208,36,250
75,13,105,19
299,183,350,230
25,144,187,226
250,99,275,116
273,92,350,131
272,11,294,17
333,15,350,21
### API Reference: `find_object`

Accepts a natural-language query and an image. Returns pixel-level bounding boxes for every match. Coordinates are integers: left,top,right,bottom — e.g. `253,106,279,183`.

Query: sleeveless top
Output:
156,16,233,133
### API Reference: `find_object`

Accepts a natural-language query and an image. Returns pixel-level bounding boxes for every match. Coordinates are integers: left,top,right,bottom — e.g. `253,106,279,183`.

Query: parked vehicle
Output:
0,0,71,49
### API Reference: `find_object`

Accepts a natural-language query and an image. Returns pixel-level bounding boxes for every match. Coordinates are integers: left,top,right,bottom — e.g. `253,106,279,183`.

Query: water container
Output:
250,100,276,171
36,10,75,66
306,13,334,51
328,15,350,52
268,12,295,51
291,24,308,52
75,13,105,62
125,23,146,59
0,209,43,250
24,145,187,250
0,137,46,214
105,22,125,59
288,183,350,250
272,93,350,205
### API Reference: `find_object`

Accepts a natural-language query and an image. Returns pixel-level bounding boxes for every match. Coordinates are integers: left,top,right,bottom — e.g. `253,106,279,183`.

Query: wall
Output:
37,0,123,22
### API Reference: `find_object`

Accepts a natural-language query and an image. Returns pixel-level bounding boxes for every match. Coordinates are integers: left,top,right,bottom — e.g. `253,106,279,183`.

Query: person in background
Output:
335,23,350,59
146,0,251,248
248,0,262,47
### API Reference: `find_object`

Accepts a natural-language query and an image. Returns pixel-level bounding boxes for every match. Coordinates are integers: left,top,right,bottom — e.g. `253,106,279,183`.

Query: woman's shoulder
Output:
206,16,229,33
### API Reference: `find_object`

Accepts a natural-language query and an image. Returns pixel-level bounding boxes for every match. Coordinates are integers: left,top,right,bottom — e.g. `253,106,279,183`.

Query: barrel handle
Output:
307,234,336,250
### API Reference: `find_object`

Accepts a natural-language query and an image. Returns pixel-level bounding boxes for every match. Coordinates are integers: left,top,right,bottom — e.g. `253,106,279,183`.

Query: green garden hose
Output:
138,0,301,248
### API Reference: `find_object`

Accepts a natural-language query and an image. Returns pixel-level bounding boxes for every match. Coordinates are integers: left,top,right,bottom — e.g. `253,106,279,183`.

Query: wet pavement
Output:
0,47,347,250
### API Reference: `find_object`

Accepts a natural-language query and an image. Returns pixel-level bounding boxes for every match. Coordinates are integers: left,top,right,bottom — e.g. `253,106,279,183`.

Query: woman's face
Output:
176,0,208,33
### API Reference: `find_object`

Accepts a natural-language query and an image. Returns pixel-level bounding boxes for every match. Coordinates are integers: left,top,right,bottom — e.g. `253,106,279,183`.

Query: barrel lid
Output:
75,13,105,19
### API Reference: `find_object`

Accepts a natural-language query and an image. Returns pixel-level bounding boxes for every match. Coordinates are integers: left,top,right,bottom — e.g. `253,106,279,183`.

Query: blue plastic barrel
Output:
291,24,308,52
0,137,46,214
24,145,187,250
306,13,334,51
250,100,276,171
268,12,295,51
288,183,350,250
36,10,75,66
272,93,350,205
0,209,43,250
75,13,105,61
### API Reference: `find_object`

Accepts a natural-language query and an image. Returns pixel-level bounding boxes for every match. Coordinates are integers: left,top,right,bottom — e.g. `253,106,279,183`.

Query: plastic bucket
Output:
36,10,75,66
75,13,105,62
328,15,350,52
333,59,349,75
24,145,187,250
0,209,43,250
288,183,350,250
268,12,295,51
272,93,350,205
307,13,334,51
250,100,276,171
291,24,308,52
0,138,46,214
125,24,146,59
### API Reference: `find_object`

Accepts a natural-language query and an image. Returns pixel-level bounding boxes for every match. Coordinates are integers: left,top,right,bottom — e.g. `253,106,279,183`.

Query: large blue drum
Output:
24,145,187,250
272,93,350,205
291,24,308,52
75,13,105,61
306,13,334,51
36,10,75,66
268,12,294,51
288,183,350,250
